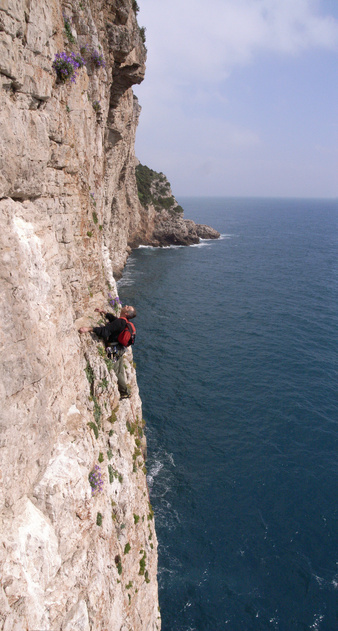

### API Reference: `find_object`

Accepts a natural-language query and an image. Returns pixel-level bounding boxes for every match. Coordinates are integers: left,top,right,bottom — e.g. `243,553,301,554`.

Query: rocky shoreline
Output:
130,162,220,249
151,212,220,247
129,209,220,249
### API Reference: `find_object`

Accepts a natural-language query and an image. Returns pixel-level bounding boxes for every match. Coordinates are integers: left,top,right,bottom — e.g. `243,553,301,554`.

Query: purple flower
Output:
52,51,85,85
89,465,103,496
91,49,106,68
108,293,121,307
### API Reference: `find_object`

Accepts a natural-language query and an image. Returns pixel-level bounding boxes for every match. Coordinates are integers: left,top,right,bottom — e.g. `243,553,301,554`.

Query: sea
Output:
118,197,338,631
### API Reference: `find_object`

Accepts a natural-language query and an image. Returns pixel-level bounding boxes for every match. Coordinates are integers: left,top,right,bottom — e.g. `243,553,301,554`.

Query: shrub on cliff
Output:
135,163,183,214
139,26,146,44
154,196,176,212
52,52,85,84
63,14,75,44
132,1,140,15
135,163,157,207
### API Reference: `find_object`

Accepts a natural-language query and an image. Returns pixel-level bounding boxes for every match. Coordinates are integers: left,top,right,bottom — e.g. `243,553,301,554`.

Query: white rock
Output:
0,0,159,629
62,599,90,631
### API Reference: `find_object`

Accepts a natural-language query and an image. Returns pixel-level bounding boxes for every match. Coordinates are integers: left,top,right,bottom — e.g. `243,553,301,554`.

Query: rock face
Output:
131,163,220,248
0,1,161,629
151,212,221,247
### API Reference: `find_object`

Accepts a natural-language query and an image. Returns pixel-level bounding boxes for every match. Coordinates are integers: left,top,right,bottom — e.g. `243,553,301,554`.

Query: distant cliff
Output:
0,1,161,629
132,162,220,248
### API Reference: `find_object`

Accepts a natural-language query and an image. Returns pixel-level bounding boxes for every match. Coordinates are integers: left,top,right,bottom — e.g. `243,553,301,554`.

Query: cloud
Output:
139,0,338,86
134,0,338,197
136,101,261,179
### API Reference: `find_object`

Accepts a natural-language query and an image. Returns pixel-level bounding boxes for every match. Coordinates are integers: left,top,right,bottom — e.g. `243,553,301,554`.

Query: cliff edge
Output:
131,162,221,248
0,1,160,629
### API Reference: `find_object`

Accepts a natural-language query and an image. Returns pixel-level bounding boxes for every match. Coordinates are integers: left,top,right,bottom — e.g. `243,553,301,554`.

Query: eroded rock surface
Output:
0,1,160,629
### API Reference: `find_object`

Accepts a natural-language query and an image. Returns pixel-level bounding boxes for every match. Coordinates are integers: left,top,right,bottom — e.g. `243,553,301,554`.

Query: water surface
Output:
119,197,338,631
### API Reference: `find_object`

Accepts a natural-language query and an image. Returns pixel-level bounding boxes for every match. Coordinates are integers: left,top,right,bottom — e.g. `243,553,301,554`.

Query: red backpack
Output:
117,317,136,347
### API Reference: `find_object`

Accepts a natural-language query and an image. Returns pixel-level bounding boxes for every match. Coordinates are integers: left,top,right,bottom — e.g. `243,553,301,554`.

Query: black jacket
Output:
93,312,127,345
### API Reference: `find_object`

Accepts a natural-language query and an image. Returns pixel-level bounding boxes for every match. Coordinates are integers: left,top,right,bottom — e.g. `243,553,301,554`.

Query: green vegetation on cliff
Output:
135,163,184,214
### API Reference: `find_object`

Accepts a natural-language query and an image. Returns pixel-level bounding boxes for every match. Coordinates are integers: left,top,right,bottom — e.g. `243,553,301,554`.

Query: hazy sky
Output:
133,0,338,198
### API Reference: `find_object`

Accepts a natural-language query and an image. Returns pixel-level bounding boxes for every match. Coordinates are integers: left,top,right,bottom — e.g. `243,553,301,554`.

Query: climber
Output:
79,305,136,399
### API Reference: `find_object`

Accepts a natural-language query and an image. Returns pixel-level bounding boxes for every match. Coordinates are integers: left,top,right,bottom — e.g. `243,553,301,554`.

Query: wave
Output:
313,566,338,591
138,244,184,250
147,459,164,487
309,613,325,630
167,452,176,467
138,239,222,251
117,272,135,287
190,241,212,248
119,198,338,631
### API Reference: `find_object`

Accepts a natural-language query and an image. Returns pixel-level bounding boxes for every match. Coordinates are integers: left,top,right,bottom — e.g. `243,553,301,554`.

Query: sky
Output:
133,0,338,198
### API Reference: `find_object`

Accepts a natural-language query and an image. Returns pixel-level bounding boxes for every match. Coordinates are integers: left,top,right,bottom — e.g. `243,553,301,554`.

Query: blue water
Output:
118,198,338,631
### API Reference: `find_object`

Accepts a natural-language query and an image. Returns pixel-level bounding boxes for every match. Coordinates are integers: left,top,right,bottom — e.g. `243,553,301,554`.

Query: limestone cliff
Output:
132,163,221,248
0,1,160,629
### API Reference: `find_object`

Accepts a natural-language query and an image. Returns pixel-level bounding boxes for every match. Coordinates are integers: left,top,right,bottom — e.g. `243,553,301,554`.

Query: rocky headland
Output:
131,162,220,249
